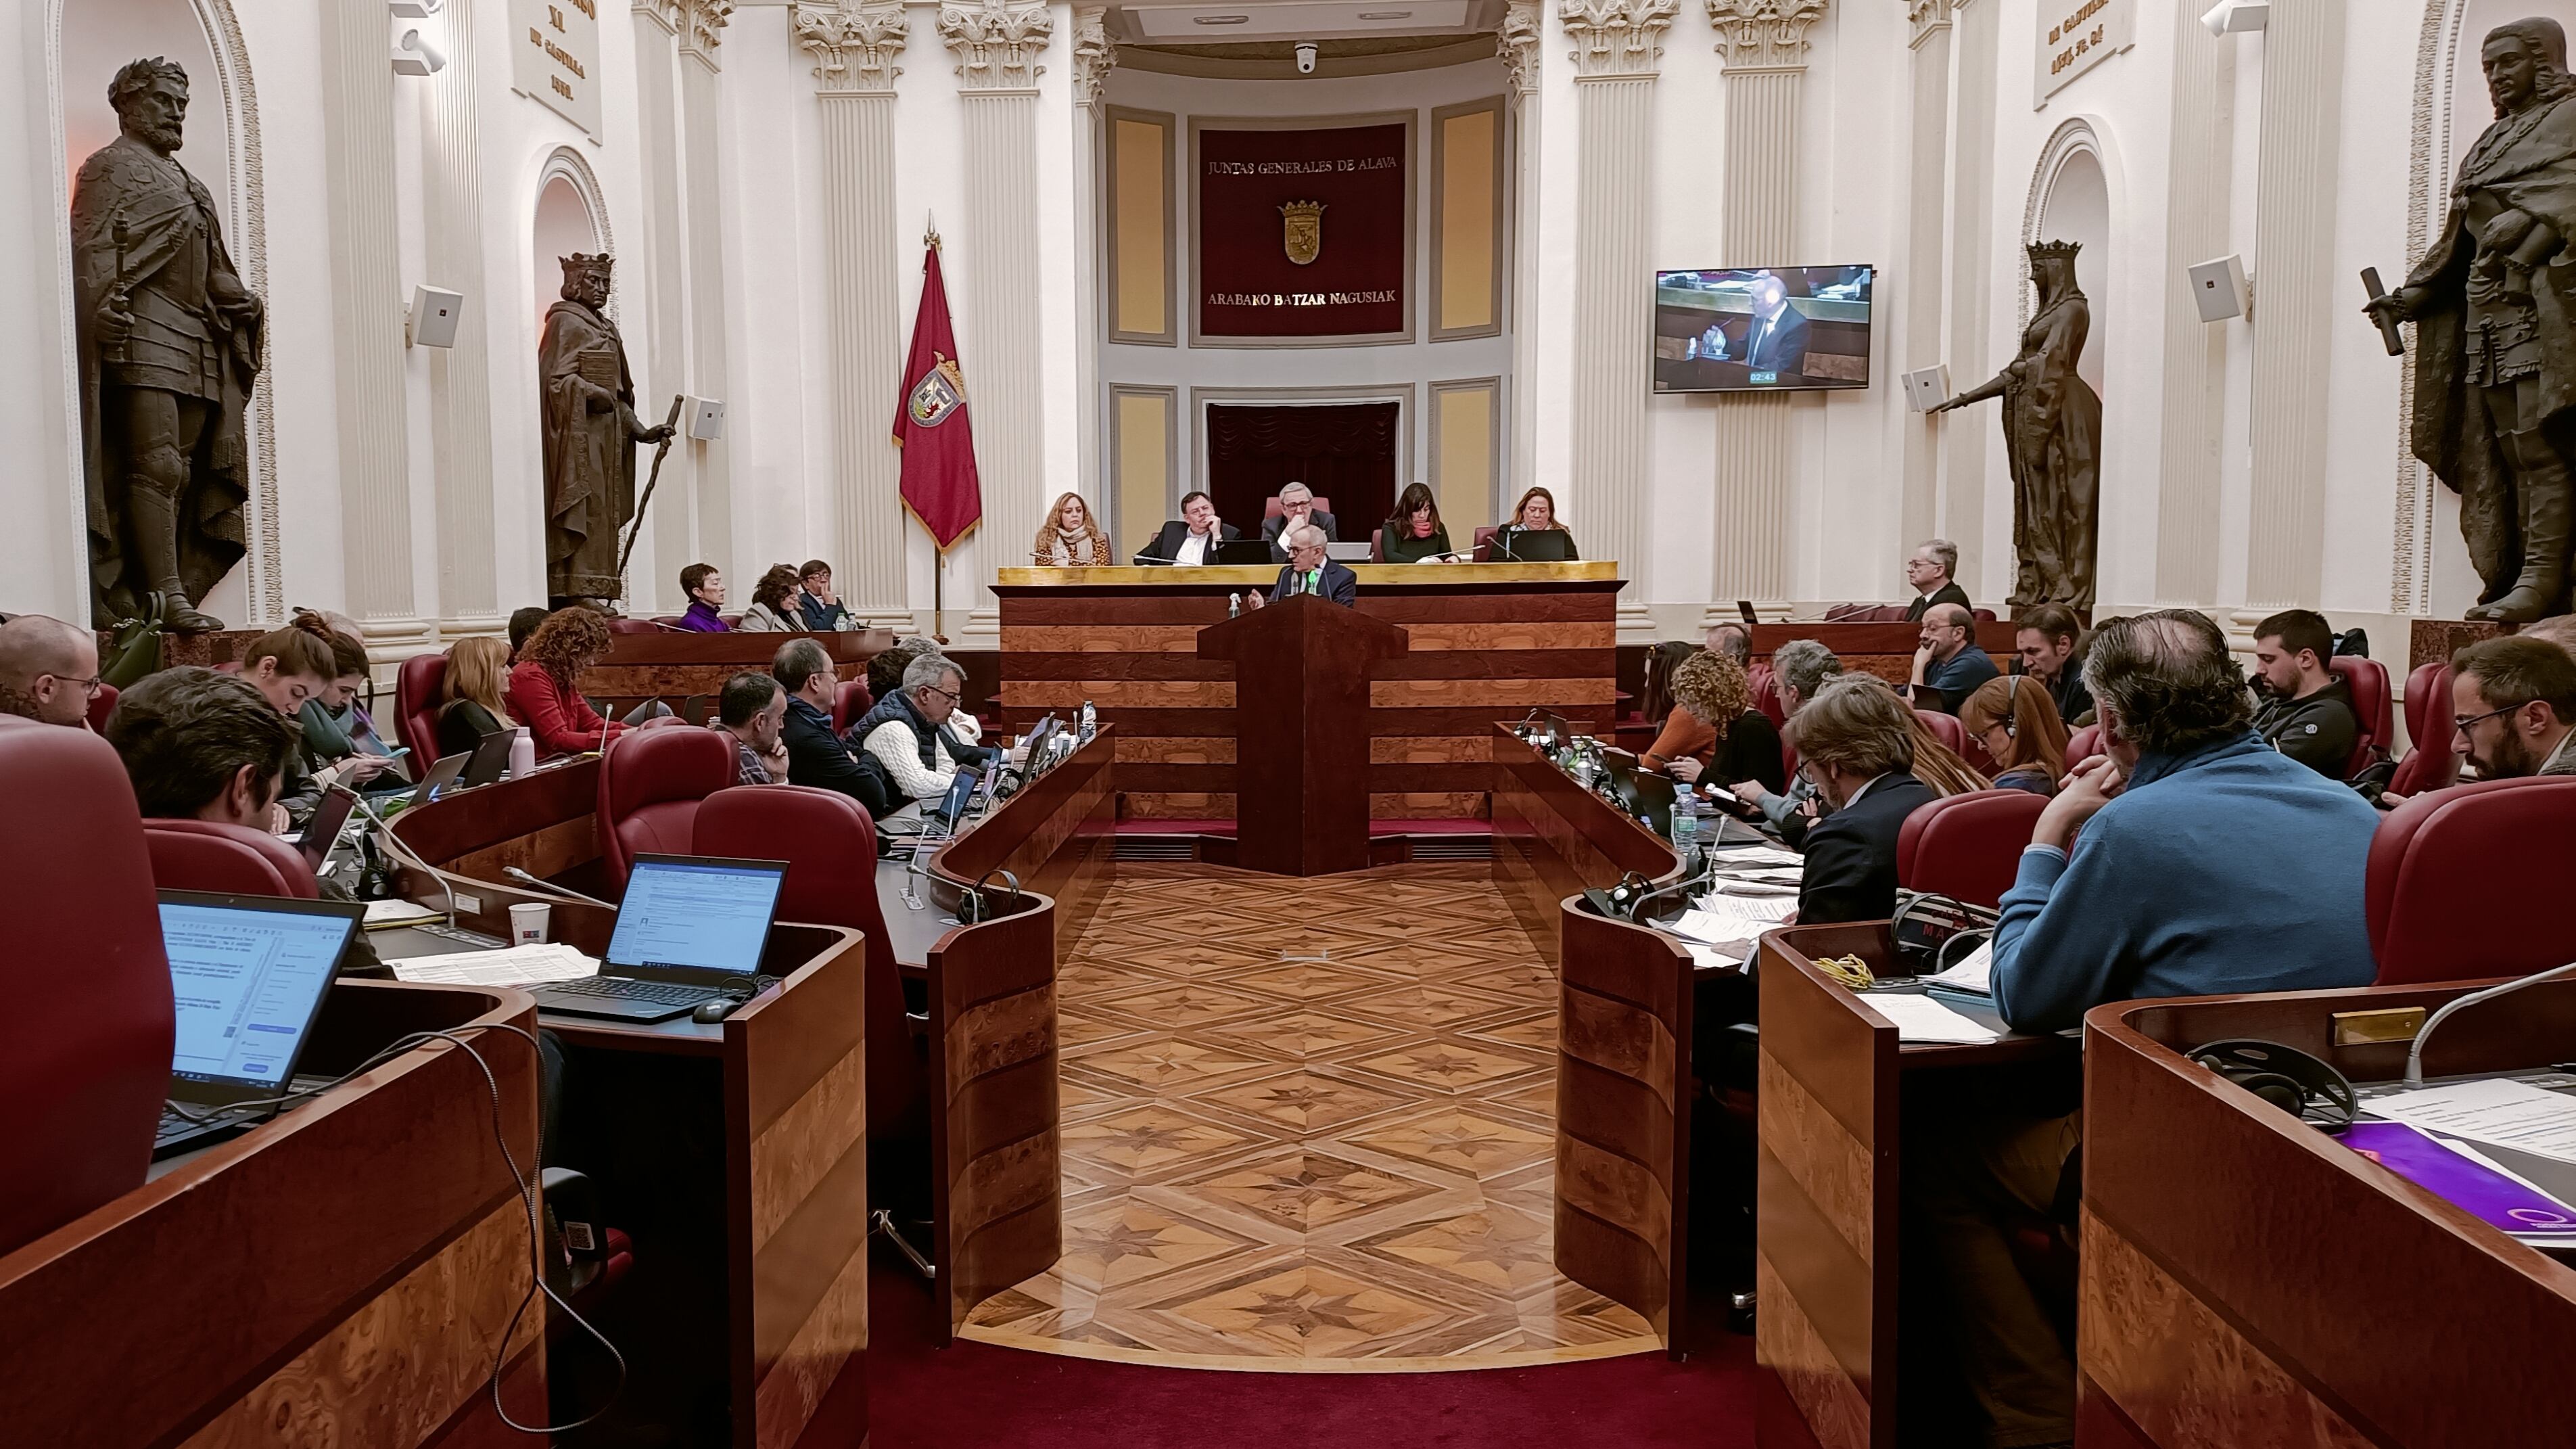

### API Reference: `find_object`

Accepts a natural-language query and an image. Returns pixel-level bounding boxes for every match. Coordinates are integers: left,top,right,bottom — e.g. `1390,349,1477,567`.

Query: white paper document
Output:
1683,942,1742,971
363,898,444,929
2368,1078,2576,1166
384,942,601,988
1863,992,2001,1044
1670,893,1799,943
1923,940,1995,995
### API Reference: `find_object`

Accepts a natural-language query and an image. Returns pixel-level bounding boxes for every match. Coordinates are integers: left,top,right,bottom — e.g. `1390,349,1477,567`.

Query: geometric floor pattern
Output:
958,863,1662,1372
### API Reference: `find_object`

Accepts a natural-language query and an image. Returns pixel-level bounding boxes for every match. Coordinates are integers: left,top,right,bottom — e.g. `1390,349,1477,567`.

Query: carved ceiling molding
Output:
1558,0,1677,79
1499,0,1543,94
793,0,908,92
1708,0,1827,72
1072,5,1115,107
939,0,1055,91
1908,0,1950,49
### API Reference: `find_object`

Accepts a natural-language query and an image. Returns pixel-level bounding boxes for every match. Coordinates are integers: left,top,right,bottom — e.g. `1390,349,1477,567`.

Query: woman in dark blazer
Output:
1380,482,1455,564
436,636,517,758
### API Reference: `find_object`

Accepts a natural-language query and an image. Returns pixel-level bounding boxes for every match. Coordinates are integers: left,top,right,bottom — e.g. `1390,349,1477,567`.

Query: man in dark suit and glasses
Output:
1240,524,1357,611
1782,676,1938,925
1139,490,1242,565
1260,482,1340,563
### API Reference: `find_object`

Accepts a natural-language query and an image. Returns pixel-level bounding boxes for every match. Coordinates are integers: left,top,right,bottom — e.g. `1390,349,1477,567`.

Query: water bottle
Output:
1079,700,1097,743
1672,798,1698,854
1228,595,1242,619
507,727,536,781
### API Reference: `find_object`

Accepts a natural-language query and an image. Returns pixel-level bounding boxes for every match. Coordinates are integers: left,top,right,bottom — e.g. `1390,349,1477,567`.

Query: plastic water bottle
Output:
1228,595,1241,619
1079,700,1097,743
1672,798,1698,854
507,727,536,781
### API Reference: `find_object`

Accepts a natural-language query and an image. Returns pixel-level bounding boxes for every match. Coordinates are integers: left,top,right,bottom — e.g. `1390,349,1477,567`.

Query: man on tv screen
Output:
1734,271,1810,377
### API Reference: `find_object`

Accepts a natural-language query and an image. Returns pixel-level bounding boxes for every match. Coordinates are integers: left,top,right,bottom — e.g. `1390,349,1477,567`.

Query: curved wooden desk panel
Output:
927,897,1062,1339
390,760,616,952
578,630,893,714
0,982,543,1448
1491,727,1681,964
930,727,1115,954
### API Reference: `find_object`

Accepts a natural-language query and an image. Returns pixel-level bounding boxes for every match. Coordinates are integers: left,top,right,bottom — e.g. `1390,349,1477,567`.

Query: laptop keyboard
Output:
544,976,719,1005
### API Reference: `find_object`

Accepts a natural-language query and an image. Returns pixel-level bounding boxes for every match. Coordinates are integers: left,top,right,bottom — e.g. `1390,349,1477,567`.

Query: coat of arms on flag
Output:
908,354,967,428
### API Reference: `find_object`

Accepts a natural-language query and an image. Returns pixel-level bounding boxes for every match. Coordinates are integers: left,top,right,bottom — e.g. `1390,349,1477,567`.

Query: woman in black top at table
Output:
436,636,517,758
1489,486,1579,561
1380,482,1455,564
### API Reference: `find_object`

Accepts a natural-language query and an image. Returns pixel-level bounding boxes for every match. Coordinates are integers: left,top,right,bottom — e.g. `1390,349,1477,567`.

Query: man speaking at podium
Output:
1241,525,1356,611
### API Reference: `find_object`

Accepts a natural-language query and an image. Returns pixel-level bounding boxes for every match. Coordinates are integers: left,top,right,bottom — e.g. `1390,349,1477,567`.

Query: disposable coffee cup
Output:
509,900,551,945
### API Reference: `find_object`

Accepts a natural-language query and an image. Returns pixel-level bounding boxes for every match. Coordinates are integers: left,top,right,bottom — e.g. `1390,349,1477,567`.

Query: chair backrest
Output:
1913,708,1967,756
1746,662,1785,727
692,785,922,1140
84,681,120,735
595,724,736,890
2390,660,2460,796
1896,789,2052,910
1970,608,1997,623
2331,655,2393,777
833,678,874,733
395,653,448,765
606,618,661,635
1472,525,1498,561
2368,776,2576,984
143,819,321,899
1263,495,1333,521
1825,603,1915,622
1369,527,1384,563
2066,722,2103,766
0,717,174,1256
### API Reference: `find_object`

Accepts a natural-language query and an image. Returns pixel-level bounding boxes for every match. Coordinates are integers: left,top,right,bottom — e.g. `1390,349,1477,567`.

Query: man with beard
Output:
2451,635,2576,778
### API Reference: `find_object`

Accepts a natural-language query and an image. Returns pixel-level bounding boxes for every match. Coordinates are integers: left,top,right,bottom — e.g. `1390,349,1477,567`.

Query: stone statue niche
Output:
1930,239,2103,612
70,57,264,634
2370,17,2576,623
539,252,671,609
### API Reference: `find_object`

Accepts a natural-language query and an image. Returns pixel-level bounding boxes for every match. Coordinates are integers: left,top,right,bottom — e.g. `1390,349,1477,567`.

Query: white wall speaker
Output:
2188,254,2249,323
408,285,464,348
1902,365,1951,413
687,397,727,441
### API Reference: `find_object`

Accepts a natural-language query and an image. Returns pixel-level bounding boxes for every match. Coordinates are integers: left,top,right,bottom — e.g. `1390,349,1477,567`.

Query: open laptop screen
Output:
158,892,359,1090
606,855,788,977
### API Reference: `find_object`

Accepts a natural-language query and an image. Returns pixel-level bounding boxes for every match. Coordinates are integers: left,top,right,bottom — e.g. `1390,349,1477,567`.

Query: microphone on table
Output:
504,866,619,911
1130,550,1175,566
2404,959,2576,1086
1489,529,1525,563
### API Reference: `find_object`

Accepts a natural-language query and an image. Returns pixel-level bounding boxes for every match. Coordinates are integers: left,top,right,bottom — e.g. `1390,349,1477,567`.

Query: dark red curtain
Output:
1205,402,1399,534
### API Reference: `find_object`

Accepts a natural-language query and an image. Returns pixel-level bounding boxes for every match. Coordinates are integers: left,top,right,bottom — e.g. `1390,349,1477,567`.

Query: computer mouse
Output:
692,996,743,1024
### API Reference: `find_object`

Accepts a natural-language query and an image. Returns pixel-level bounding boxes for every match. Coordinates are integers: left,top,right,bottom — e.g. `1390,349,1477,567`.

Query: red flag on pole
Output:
893,238,982,550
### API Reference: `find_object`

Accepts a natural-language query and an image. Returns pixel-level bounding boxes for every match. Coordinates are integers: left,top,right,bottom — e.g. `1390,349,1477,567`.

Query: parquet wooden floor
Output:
958,863,1660,1371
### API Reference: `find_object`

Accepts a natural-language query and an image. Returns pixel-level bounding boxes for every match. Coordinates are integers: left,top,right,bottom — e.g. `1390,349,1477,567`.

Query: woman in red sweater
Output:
505,608,625,758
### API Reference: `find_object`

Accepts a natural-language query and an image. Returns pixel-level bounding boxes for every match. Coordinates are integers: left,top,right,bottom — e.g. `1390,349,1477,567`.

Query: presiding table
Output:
993,561,1624,821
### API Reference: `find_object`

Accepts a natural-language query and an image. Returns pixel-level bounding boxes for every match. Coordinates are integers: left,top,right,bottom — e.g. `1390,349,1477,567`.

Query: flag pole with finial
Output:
922,213,947,643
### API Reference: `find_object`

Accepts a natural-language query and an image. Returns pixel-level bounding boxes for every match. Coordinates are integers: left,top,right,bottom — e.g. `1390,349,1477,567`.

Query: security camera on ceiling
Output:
1294,41,1319,75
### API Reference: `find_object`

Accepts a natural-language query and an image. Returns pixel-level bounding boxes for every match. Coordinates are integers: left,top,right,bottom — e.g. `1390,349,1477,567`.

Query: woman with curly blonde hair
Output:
1032,492,1111,566
1647,649,1786,794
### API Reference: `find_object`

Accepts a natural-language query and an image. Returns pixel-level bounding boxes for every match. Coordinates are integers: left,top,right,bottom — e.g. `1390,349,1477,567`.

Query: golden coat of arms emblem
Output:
1280,200,1325,267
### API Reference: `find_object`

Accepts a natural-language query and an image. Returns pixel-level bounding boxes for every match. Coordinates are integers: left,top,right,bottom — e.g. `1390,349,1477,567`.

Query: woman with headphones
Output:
1960,672,2071,795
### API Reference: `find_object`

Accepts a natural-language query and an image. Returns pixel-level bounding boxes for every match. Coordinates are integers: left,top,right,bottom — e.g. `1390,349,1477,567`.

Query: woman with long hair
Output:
1032,492,1112,566
1380,482,1453,564
1650,649,1787,796
739,564,807,631
1959,673,2070,796
437,636,519,758
506,607,625,757
1491,485,1579,561
289,611,401,791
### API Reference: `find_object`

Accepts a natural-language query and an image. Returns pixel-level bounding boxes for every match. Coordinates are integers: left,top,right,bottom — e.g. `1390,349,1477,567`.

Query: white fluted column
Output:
794,2,913,627
2153,2,2237,605
1560,0,1673,637
1073,8,1113,504
1898,1,1950,553
423,0,499,634
1941,0,1995,588
680,5,736,582
321,0,425,645
1500,1,1543,511
1704,0,1825,617
632,1,694,608
943,0,1055,630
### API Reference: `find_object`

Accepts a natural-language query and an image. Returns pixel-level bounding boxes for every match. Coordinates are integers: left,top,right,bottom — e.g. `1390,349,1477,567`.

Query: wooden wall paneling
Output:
580,630,893,713
1755,926,1902,1449
928,896,1063,1339
0,983,542,1448
1555,904,1693,1350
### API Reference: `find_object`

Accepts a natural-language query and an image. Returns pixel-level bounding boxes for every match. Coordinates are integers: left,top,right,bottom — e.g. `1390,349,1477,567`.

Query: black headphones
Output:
1582,871,1654,921
955,868,1024,925
2186,1038,2356,1132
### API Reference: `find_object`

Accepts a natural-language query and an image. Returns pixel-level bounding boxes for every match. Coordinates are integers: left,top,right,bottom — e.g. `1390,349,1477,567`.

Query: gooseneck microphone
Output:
504,867,619,911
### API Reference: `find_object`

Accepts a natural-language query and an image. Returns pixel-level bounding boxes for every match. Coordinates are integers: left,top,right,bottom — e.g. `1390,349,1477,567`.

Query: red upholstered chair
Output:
1971,608,1997,623
1262,495,1333,520
395,653,447,765
142,820,320,899
634,714,694,732
1896,789,2051,910
1824,603,1916,622
2066,723,2103,767
833,679,875,733
1746,662,1785,728
605,618,661,635
594,724,735,891
86,682,119,734
2368,777,2576,984
1780,735,1800,783
2389,662,2460,798
1370,527,1385,562
2331,655,2393,779
1472,525,1499,561
0,716,174,1256
1914,708,1967,757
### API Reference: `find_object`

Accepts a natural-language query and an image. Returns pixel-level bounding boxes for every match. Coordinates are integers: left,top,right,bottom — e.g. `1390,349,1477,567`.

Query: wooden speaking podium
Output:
1198,593,1408,875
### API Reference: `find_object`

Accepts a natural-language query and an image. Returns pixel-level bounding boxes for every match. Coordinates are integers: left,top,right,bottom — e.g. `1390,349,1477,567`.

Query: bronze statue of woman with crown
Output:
1931,239,2103,612
540,252,672,607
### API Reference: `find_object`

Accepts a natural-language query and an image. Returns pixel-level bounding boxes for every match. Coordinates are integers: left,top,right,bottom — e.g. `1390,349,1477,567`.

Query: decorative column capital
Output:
1071,6,1115,107
1708,0,1827,71
682,0,732,55
634,0,682,36
1499,0,1545,94
1906,0,1949,48
794,0,909,92
939,0,1055,91
1558,0,1676,78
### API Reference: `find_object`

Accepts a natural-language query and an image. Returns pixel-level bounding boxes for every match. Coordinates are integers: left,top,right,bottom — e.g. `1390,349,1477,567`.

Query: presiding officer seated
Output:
1782,676,1938,924
1906,608,2380,1449
1241,524,1357,611
1140,490,1242,566
1262,482,1338,562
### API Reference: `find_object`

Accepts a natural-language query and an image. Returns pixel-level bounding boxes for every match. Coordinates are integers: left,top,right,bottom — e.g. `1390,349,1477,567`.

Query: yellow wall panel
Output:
1113,118,1169,339
1436,384,1494,525
1438,109,1496,334
1115,391,1171,551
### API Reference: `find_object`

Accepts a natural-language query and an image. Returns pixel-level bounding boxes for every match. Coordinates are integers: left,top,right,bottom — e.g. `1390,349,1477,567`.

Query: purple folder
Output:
2343,1121,2576,1237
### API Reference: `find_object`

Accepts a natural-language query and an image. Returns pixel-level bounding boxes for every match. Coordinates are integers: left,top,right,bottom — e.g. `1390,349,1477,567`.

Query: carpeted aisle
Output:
866,1245,1758,1448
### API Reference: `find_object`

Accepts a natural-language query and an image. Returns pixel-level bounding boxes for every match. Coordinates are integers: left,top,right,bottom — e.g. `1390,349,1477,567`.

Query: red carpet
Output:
864,1245,1758,1448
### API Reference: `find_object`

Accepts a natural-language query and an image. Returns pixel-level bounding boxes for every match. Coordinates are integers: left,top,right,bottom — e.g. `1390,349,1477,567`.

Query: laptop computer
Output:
1495,528,1576,563
533,854,789,1023
294,786,358,870
461,725,517,787
152,890,363,1159
1326,542,1372,563
1612,768,1679,838
1213,540,1273,566
927,764,983,828
407,750,471,809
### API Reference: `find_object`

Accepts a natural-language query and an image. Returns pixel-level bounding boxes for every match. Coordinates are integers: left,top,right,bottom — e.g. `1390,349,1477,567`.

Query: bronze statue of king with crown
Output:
540,252,672,607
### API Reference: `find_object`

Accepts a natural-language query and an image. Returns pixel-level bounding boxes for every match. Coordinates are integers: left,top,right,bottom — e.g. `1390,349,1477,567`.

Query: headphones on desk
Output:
954,868,1023,925
2186,1038,2357,1132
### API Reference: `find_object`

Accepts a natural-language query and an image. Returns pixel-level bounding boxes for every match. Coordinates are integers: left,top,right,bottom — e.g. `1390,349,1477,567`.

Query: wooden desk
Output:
1750,622,2021,687
1490,724,1684,964
390,756,616,948
2080,978,2576,1449
0,981,545,1446
1754,921,2076,1449
579,629,893,714
994,561,1623,821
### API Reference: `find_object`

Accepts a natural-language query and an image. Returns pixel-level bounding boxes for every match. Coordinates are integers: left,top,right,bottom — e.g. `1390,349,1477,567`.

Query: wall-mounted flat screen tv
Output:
1652,265,1874,393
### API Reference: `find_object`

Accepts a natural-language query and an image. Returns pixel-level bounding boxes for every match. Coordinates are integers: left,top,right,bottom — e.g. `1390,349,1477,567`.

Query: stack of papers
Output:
2368,1079,2576,1168
1862,992,2001,1044
1923,940,1995,995
383,942,600,988
362,898,445,930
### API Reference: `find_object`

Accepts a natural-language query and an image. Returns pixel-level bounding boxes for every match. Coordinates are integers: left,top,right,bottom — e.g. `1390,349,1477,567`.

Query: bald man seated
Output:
1906,602,1998,715
0,614,102,728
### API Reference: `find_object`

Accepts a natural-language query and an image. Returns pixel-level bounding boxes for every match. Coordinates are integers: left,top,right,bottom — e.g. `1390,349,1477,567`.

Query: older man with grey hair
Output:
1242,522,1357,610
1724,637,1841,845
1903,537,1971,620
1261,481,1340,562
0,614,103,728
850,650,996,802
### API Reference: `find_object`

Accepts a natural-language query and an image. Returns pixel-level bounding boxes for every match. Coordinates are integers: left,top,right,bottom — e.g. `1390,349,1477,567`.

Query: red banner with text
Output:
1198,122,1407,339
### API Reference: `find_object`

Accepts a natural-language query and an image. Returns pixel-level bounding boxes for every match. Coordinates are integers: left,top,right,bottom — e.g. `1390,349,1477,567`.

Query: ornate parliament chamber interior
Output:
16,0,2576,1445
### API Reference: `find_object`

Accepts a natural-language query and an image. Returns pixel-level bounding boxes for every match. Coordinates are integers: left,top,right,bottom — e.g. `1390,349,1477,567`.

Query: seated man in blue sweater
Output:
1908,608,2379,1449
